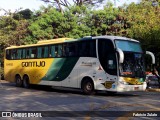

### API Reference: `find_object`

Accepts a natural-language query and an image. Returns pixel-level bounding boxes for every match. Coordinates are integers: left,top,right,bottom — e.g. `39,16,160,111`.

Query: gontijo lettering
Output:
22,61,45,67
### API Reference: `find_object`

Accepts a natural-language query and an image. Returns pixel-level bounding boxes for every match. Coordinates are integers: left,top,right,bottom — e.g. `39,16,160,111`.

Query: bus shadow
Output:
0,80,15,87
96,92,140,97
1,81,140,97
29,84,140,97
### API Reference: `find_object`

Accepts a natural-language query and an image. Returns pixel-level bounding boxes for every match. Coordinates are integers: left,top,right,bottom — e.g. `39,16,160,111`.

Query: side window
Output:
22,49,26,59
78,40,96,57
29,47,37,58
82,42,88,56
6,50,11,60
89,41,96,57
26,48,30,58
37,47,42,58
77,42,83,57
98,39,117,75
78,42,86,56
44,46,48,58
62,44,68,57
55,44,62,57
11,49,17,60
68,43,77,57
58,45,62,57
49,45,55,57
37,46,48,58
17,49,22,59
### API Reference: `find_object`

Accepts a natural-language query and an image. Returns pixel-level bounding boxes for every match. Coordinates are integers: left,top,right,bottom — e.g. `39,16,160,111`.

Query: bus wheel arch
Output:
81,77,95,95
15,74,23,87
23,74,30,88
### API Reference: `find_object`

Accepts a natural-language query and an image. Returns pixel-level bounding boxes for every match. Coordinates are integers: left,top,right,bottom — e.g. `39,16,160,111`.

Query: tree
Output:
28,2,128,39
121,0,160,65
29,5,91,39
29,7,66,40
13,9,33,20
40,0,105,13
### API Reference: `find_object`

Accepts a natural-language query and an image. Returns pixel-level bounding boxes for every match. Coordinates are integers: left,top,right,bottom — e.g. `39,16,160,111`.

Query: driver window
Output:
98,39,117,75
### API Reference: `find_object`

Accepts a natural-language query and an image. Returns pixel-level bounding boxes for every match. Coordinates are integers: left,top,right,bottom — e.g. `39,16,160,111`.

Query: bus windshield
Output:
115,39,145,78
115,40,142,53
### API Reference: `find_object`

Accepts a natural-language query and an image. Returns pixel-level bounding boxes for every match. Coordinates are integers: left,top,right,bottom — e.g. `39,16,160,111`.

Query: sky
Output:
0,0,140,14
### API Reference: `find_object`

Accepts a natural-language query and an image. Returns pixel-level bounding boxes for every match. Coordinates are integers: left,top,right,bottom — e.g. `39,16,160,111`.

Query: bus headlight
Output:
119,79,129,85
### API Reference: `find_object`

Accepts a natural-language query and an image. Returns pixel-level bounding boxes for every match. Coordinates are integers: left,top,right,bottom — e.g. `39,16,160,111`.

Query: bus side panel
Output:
4,59,17,82
59,57,98,89
74,57,118,91
4,58,55,84
58,57,118,91
40,57,79,87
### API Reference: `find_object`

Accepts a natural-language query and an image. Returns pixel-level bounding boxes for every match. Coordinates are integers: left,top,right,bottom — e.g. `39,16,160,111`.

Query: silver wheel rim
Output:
86,82,92,91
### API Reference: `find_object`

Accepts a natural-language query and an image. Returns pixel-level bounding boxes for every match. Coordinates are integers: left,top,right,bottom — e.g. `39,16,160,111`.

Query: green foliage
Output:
120,0,160,64
0,10,31,64
13,9,33,20
29,7,65,39
40,0,106,13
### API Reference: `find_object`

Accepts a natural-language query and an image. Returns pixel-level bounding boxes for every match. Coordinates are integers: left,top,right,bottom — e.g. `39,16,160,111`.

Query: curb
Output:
0,80,8,83
146,88,160,92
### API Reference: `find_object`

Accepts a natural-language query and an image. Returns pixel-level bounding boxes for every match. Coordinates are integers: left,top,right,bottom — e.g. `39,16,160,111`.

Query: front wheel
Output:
82,79,95,95
23,75,30,88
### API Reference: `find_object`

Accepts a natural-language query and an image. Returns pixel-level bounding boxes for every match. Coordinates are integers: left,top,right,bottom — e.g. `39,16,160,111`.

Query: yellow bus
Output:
4,36,155,94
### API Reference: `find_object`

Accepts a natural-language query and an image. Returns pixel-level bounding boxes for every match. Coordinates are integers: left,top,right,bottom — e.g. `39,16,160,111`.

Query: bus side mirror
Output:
117,48,124,63
146,51,155,64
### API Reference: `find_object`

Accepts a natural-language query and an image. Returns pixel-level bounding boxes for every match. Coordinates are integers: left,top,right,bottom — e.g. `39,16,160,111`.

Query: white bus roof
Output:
92,35,139,42
6,35,139,49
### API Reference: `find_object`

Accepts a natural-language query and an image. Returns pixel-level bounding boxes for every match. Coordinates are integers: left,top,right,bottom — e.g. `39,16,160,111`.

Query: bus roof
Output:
6,38,74,49
6,35,139,49
92,35,139,42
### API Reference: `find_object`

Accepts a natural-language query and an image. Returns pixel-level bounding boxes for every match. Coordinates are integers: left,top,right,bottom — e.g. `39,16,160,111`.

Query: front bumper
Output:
117,82,147,92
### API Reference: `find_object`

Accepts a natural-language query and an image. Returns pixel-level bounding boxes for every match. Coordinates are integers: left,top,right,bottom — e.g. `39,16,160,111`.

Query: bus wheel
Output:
23,75,30,88
15,75,23,87
82,79,95,95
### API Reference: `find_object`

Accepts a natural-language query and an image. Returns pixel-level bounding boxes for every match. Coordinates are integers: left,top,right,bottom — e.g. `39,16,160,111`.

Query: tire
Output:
15,75,23,87
82,79,95,95
23,75,30,88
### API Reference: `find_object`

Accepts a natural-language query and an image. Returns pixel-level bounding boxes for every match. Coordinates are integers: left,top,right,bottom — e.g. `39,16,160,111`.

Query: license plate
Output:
134,87,139,90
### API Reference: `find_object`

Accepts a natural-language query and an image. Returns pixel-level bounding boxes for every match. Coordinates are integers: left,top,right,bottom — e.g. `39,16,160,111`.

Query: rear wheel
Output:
82,78,95,95
15,75,22,87
23,75,30,88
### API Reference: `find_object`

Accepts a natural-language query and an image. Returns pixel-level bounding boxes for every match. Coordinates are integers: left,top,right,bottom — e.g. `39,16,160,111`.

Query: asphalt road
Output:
0,80,160,120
